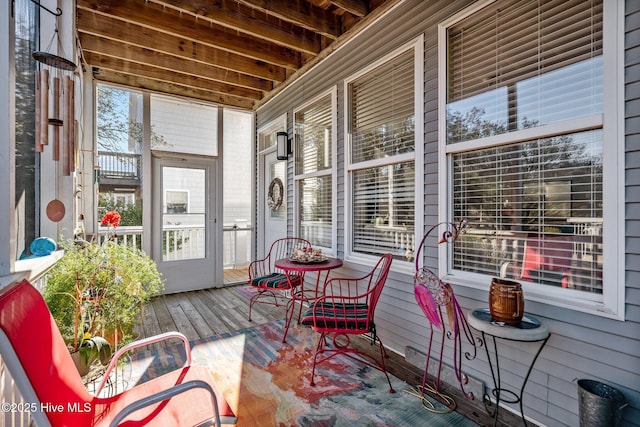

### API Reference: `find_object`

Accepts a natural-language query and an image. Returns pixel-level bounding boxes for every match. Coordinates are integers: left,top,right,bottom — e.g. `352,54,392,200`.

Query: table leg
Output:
517,335,550,426
282,272,303,343
481,332,501,426
291,271,320,325
481,331,550,427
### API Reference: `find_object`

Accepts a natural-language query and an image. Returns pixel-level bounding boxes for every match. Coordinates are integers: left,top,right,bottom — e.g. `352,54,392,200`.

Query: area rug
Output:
122,321,478,426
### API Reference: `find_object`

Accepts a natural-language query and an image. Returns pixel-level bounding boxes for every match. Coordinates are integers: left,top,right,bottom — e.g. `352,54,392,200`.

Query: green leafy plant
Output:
79,335,112,367
44,236,164,371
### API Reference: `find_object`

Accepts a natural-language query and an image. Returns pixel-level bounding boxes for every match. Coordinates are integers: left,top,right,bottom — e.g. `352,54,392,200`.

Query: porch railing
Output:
469,218,603,292
96,224,252,268
98,151,141,180
223,225,253,269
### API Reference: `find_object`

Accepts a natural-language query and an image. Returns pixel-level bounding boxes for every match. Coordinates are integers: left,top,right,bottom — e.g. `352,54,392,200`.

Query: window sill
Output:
0,251,63,289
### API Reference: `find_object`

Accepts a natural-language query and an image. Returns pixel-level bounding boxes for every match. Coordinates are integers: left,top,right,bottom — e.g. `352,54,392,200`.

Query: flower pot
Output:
578,379,627,427
489,277,524,324
70,351,90,376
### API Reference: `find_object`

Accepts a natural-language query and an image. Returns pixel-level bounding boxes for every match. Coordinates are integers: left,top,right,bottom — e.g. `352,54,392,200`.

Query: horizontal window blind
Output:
447,0,603,144
452,130,603,293
298,176,332,248
349,49,415,163
295,93,333,248
353,163,415,260
295,94,332,175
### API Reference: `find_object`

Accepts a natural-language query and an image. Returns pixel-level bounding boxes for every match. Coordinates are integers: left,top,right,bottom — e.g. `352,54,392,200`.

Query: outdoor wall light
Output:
276,131,291,160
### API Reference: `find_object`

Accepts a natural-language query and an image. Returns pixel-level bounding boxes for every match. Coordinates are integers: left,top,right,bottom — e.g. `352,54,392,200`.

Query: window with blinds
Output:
348,48,416,261
447,0,603,144
352,164,415,260
294,93,333,248
350,49,415,162
445,0,604,294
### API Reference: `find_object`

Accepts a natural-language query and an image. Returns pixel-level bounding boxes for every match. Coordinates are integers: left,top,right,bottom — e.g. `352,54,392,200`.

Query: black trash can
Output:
578,379,627,427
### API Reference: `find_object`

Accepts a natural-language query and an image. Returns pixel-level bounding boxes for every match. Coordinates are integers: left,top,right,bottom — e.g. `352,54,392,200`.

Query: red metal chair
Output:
520,233,575,288
247,237,312,339
300,253,395,393
0,279,237,427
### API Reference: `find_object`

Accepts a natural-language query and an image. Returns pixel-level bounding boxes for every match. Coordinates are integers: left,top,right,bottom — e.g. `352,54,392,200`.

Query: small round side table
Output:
467,308,550,427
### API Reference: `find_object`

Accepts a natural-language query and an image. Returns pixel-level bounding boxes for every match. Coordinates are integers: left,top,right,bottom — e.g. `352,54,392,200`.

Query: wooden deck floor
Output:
137,284,518,427
138,285,279,342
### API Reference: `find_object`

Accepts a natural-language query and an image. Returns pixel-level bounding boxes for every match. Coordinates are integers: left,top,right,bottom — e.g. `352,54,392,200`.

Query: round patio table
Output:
274,257,343,342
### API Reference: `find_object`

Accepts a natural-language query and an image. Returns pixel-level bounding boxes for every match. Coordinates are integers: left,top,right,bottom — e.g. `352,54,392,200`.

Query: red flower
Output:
100,210,121,228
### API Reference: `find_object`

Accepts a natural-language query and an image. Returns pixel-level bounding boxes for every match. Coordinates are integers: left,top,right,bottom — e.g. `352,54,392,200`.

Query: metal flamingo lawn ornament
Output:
405,219,481,413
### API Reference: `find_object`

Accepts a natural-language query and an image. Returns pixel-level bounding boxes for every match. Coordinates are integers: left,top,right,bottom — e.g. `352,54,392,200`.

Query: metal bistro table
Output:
467,308,550,427
274,257,343,342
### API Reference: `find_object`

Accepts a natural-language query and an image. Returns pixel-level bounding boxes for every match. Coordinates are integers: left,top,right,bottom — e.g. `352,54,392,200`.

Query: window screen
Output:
151,95,218,156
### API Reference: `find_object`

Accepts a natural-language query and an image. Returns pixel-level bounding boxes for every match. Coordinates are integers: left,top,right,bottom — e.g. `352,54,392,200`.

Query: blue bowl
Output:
30,237,57,256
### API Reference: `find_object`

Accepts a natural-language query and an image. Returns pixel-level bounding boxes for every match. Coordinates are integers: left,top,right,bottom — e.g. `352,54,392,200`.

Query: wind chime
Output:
32,0,76,177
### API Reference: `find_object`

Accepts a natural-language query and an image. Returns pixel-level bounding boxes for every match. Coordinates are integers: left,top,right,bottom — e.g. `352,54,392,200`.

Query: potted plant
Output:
47,268,113,375
44,210,164,374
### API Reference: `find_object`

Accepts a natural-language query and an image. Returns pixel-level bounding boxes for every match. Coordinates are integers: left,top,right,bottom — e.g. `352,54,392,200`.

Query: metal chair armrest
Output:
108,379,220,427
248,258,270,280
95,332,192,396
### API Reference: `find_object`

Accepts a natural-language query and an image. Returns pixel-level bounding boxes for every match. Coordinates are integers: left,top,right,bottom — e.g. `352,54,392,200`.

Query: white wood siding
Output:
257,1,639,425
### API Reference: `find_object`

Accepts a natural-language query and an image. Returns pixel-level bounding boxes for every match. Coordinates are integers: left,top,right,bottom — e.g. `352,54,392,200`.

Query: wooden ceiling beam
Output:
328,0,369,17
150,0,323,54
77,0,302,69
76,0,390,109
216,0,342,40
80,33,273,91
80,33,286,87
78,0,318,57
93,69,255,109
83,52,264,101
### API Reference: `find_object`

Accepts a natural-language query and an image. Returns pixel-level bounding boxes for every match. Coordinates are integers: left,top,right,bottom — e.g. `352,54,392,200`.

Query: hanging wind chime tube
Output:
70,76,75,173
39,69,49,147
35,71,42,153
62,75,72,176
51,76,60,161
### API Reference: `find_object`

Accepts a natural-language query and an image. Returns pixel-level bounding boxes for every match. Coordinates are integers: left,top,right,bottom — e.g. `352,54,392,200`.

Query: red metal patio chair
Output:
520,233,575,288
301,253,395,393
0,279,237,427
247,237,312,335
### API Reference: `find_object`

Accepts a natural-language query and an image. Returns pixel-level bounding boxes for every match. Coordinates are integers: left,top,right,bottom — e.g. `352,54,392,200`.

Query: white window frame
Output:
344,36,424,273
438,0,625,319
164,189,189,214
293,88,337,256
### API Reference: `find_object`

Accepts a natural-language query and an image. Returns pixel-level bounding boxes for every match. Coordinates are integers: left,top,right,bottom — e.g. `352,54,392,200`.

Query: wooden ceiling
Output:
76,0,397,110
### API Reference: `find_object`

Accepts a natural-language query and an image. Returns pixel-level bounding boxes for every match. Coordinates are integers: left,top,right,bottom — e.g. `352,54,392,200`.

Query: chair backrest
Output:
318,253,392,334
521,233,574,287
268,237,312,273
367,253,393,319
0,280,93,426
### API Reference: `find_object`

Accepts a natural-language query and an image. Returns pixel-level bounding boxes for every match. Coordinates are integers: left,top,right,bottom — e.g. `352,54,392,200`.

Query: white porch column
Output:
0,1,16,278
